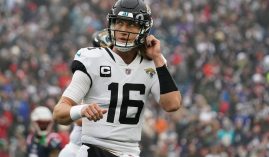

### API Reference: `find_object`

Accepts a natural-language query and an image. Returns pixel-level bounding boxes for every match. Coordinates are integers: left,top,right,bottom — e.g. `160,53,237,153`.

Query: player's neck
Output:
113,48,138,64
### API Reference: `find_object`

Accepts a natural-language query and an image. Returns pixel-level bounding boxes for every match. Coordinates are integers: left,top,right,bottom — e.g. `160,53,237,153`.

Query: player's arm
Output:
53,96,77,125
53,70,107,125
53,69,90,125
146,35,182,112
156,64,182,112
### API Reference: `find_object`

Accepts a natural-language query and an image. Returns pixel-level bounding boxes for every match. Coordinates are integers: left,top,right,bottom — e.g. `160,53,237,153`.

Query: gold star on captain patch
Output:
144,68,156,78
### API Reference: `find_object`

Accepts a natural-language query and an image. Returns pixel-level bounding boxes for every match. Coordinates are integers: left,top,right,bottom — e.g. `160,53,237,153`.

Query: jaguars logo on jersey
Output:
144,68,156,78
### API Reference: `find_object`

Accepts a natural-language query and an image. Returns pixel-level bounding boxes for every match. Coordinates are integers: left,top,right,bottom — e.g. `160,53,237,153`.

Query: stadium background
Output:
1,0,269,156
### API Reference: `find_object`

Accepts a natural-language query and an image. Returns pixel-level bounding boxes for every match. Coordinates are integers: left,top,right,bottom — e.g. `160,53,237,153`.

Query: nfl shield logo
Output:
125,68,131,75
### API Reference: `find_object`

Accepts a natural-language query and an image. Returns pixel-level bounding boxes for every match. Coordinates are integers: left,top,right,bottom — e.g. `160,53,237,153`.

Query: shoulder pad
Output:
74,47,103,60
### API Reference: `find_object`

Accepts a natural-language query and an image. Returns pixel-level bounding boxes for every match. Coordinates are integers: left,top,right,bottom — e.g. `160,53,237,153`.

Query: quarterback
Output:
58,29,112,157
53,0,181,156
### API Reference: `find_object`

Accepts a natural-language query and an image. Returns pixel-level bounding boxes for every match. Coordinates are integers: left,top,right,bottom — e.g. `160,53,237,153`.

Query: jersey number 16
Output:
107,83,145,125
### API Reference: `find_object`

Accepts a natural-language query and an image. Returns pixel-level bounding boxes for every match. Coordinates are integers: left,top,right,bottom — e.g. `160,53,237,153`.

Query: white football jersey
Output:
72,47,161,155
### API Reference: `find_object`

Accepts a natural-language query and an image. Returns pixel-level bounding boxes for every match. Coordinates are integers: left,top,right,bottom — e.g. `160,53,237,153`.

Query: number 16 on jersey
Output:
106,82,145,125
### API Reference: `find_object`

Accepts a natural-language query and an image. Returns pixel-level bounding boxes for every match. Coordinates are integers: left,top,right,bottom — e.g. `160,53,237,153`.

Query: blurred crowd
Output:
1,0,269,156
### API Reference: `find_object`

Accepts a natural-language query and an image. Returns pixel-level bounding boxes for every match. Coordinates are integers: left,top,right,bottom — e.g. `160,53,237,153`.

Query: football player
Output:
53,0,182,156
91,29,112,48
58,29,111,157
27,106,62,157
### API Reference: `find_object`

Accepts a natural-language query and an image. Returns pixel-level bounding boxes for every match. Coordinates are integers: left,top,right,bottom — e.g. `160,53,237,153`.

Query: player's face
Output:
36,120,52,130
114,19,141,44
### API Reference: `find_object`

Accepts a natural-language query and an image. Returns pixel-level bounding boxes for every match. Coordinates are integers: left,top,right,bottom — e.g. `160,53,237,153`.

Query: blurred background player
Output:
91,29,112,48
58,29,111,157
27,106,62,157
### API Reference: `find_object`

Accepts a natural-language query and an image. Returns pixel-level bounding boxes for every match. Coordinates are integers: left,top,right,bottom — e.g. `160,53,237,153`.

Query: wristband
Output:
156,64,178,94
70,104,87,121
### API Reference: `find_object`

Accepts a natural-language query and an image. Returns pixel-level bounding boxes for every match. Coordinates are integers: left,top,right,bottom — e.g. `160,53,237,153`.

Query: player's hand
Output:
145,35,162,60
81,103,107,122
145,35,166,66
